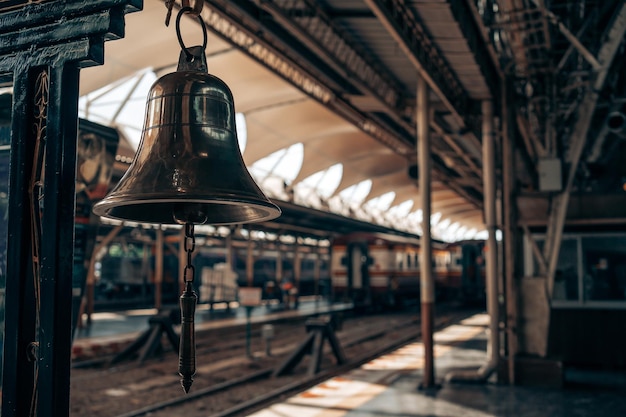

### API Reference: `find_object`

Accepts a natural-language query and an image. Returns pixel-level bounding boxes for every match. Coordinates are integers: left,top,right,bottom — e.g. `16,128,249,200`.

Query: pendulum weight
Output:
179,222,197,393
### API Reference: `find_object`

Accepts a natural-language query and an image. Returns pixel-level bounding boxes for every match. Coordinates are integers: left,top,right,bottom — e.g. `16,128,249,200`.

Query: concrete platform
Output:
249,314,626,417
71,298,351,361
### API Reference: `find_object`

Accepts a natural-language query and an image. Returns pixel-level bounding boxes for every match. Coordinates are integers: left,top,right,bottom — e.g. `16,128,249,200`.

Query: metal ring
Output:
176,6,208,61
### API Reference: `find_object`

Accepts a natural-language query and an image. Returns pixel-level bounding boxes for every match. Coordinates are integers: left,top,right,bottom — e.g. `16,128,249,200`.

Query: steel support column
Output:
417,74,435,389
483,100,499,376
446,100,499,384
502,77,518,384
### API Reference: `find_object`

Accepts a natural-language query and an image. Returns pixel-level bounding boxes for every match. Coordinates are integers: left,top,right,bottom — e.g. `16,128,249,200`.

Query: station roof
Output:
79,1,626,241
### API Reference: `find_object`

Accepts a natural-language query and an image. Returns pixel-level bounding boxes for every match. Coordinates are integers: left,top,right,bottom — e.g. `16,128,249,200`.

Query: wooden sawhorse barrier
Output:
110,308,180,365
274,315,346,377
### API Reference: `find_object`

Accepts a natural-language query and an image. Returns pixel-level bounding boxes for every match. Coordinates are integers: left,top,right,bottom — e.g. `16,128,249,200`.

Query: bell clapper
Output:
178,222,198,393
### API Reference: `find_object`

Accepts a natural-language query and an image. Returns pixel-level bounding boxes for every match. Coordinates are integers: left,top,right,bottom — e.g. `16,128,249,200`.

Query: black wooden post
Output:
37,63,80,415
0,2,142,416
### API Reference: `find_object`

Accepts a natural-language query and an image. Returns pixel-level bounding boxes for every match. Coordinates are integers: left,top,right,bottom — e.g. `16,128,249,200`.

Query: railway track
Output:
70,307,473,417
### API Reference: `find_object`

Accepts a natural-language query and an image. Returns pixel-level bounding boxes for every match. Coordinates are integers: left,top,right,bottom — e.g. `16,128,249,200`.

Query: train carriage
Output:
330,232,485,309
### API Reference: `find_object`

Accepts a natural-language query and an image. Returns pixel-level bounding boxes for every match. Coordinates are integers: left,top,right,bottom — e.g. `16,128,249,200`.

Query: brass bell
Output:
93,44,280,225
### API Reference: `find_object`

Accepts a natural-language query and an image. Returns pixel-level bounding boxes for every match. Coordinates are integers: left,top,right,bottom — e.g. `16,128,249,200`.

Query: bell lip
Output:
92,196,281,225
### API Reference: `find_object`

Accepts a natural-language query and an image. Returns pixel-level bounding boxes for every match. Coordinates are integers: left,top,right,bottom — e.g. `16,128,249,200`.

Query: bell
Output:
93,46,280,225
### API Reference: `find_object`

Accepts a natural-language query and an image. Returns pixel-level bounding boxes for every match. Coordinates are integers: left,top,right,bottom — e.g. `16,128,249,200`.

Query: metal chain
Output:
184,222,195,284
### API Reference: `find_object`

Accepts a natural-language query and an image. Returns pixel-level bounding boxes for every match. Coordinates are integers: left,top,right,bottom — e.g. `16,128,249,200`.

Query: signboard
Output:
0,0,51,13
238,287,262,307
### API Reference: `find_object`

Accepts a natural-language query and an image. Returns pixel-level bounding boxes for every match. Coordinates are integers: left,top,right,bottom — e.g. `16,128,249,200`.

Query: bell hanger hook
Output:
176,6,208,62
165,0,204,25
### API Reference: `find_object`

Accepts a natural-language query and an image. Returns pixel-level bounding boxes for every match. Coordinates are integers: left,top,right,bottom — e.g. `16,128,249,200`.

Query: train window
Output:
530,234,626,307
581,236,626,302
396,252,404,270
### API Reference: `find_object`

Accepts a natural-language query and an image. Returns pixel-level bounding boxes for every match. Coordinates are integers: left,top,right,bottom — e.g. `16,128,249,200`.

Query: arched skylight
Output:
364,191,395,212
249,143,303,199
455,226,468,240
385,200,417,233
298,163,342,198
437,218,451,230
408,209,423,224
293,163,342,208
327,179,372,217
250,143,303,184
338,179,371,204
448,222,460,234
387,200,414,218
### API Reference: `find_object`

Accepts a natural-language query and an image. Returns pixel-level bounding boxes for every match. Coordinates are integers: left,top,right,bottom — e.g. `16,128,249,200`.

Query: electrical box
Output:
538,158,562,192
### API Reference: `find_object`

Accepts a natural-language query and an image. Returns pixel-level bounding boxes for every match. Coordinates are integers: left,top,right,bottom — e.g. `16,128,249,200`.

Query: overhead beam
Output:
448,0,501,99
363,0,474,130
532,0,601,70
257,0,405,115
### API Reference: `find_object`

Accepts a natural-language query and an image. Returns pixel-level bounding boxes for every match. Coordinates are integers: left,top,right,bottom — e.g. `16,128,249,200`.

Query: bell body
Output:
93,49,280,225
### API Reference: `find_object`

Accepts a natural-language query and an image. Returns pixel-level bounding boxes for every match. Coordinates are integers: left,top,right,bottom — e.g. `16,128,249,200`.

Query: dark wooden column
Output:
0,2,142,416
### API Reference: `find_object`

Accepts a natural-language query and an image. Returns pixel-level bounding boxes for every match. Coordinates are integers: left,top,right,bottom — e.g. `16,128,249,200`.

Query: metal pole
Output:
502,78,519,384
445,100,500,384
483,100,500,375
417,74,435,389
155,226,164,310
